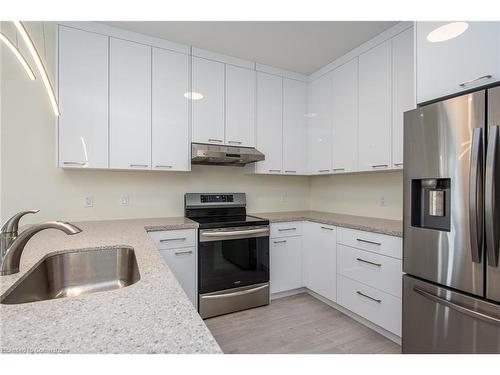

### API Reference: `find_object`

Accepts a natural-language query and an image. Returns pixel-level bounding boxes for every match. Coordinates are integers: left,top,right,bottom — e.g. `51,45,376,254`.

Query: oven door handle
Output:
202,228,269,237
202,284,269,299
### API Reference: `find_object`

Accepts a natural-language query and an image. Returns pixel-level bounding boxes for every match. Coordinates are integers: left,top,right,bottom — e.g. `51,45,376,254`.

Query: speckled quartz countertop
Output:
0,217,222,354
251,211,403,237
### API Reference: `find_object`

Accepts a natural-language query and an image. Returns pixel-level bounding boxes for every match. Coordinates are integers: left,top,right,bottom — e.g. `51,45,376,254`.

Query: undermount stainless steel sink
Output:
1,246,140,305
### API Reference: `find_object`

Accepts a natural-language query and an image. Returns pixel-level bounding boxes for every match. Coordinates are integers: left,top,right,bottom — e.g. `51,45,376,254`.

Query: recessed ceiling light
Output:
184,91,204,100
427,22,469,43
0,32,36,80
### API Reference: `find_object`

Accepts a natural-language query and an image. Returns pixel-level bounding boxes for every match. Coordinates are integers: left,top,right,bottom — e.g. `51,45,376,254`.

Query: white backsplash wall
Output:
309,171,403,220
0,21,309,224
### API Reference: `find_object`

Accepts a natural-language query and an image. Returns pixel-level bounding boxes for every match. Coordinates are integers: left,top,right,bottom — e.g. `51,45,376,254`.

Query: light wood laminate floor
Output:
205,293,401,354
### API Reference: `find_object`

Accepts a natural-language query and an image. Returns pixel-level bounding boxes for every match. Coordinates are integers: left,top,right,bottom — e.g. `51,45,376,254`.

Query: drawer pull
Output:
228,140,242,145
130,164,149,168
273,240,287,244
356,291,382,303
321,226,334,231
160,237,187,243
356,257,382,267
356,238,382,246
268,169,281,173
63,161,87,166
372,164,388,169
174,250,193,256
285,170,297,173
155,165,173,169
318,169,330,173
278,228,296,232
208,138,223,143
459,74,492,87
394,162,404,167
333,168,345,172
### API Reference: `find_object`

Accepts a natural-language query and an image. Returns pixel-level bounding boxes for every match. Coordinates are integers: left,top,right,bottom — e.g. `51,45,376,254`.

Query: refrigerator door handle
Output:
486,125,499,267
414,287,500,326
469,127,484,263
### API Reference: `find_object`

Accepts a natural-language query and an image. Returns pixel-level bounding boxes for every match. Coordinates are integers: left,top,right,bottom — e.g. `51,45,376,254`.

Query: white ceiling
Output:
100,21,399,74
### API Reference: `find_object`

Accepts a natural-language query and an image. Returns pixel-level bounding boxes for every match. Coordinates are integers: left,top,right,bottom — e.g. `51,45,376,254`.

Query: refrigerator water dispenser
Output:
411,178,451,231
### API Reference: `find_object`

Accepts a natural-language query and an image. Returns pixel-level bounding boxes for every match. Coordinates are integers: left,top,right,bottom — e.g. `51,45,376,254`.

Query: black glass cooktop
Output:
190,215,269,229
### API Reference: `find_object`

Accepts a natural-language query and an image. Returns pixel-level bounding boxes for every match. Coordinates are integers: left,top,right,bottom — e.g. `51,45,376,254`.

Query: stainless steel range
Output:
185,193,270,319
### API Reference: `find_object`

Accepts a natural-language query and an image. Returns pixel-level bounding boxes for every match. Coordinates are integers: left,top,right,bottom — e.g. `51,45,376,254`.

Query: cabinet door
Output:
270,236,302,293
302,222,337,302
109,38,151,170
332,58,358,173
58,26,108,169
392,27,415,169
417,21,500,104
191,57,225,145
255,72,283,174
358,40,392,171
152,48,190,171
159,247,197,307
307,72,332,174
283,79,307,175
225,65,256,147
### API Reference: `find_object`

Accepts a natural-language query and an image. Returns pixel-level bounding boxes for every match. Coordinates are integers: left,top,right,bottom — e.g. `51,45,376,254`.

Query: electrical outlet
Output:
120,194,129,206
379,196,387,207
84,195,93,208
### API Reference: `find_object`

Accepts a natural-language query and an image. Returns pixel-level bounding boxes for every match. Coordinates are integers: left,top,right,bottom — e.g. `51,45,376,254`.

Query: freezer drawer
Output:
402,275,500,353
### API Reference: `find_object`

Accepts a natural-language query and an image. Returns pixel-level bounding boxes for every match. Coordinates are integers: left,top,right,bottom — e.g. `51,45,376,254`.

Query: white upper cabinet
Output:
283,79,308,175
331,58,358,173
192,57,225,145
308,72,333,174
58,26,109,169
109,38,152,170
225,65,256,147
255,72,283,174
417,22,500,104
392,27,415,169
358,40,392,172
152,48,190,172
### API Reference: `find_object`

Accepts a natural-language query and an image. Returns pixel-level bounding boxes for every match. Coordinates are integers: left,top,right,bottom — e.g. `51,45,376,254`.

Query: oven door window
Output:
199,236,269,294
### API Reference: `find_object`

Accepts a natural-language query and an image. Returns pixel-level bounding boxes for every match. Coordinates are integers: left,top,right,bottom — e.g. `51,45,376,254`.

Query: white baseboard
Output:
271,287,401,345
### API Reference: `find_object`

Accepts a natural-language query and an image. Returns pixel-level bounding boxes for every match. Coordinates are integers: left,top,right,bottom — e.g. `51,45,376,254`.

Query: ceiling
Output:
101,21,399,74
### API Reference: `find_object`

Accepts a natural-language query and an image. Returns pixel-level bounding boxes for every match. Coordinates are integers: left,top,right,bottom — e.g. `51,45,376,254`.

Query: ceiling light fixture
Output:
184,91,204,100
427,22,469,43
13,21,60,116
0,32,36,80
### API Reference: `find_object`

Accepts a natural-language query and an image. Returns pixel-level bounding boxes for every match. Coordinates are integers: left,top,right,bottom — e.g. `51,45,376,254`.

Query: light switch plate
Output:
84,195,93,208
120,194,129,206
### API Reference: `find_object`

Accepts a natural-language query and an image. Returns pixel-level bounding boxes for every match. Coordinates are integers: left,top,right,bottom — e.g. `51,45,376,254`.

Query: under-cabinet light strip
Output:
0,32,36,80
13,21,60,116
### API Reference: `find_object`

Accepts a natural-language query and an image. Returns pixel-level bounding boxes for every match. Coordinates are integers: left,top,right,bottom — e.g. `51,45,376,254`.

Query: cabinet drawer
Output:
337,245,402,298
270,222,302,238
337,275,402,336
148,229,196,250
337,228,402,259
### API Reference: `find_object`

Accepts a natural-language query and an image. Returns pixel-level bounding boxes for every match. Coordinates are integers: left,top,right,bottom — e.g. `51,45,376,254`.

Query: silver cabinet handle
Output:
486,125,499,267
285,170,297,173
160,237,186,242
332,168,345,172
268,169,281,172
469,127,484,263
208,138,223,143
356,291,381,303
320,226,334,231
394,162,404,167
228,140,242,145
459,75,492,87
273,240,287,244
155,165,172,169
130,164,149,168
202,284,268,300
174,249,193,256
356,257,382,267
372,164,388,169
318,169,330,173
356,238,381,246
63,161,87,166
278,228,296,231
414,287,500,326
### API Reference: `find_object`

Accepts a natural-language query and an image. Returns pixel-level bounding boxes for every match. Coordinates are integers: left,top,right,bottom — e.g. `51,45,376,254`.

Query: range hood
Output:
191,143,265,166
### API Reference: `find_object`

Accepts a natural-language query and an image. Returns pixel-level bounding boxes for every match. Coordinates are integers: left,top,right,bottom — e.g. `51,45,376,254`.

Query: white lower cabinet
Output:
270,235,302,294
337,275,402,336
303,222,336,302
149,230,197,307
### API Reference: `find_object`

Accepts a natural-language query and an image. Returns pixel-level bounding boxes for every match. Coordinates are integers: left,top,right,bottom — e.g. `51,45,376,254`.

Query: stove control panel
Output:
200,194,234,203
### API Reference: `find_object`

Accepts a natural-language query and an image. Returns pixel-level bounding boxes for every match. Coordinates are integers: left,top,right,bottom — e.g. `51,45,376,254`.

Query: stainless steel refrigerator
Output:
403,86,500,353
